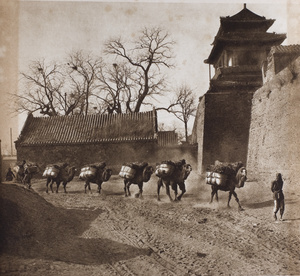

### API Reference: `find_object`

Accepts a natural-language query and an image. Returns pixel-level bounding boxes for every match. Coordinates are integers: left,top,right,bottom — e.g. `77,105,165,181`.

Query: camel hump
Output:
139,161,148,168
133,162,148,169
90,162,106,169
51,162,68,169
174,159,186,170
162,160,176,166
125,162,148,171
60,167,69,178
209,161,243,176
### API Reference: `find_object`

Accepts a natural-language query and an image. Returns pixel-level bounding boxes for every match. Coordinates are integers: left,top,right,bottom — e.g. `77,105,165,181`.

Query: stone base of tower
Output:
197,89,254,174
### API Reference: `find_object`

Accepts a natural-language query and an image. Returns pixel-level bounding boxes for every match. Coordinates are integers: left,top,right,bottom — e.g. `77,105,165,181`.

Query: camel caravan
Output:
10,158,247,208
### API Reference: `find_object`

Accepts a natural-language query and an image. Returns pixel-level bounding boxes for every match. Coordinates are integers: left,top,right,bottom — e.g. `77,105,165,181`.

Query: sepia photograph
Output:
0,0,299,275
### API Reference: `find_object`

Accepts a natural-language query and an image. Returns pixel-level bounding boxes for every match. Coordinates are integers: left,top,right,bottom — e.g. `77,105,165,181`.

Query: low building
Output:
15,110,198,174
15,110,159,173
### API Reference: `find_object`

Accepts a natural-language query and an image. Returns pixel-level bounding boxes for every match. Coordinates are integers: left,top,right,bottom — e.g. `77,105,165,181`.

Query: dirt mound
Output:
0,183,148,265
0,184,80,256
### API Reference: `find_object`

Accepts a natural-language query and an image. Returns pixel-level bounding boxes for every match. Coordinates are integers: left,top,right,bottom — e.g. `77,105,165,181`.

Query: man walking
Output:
271,173,285,221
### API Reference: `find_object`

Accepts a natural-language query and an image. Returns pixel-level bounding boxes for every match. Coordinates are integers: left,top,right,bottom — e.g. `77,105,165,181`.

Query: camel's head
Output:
183,164,192,180
67,166,77,174
236,167,247,188
142,165,154,182
147,166,154,176
103,168,113,182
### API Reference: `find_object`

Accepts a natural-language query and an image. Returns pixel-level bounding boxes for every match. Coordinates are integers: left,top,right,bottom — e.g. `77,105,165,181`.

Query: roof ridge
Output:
17,110,158,146
271,44,300,54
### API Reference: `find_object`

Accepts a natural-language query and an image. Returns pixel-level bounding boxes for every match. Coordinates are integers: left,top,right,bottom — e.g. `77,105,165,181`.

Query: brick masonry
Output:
195,89,254,174
247,56,300,187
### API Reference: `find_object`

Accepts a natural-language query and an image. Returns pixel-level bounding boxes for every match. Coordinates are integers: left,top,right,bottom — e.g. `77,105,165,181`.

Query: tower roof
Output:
225,5,266,21
220,6,275,32
205,5,286,65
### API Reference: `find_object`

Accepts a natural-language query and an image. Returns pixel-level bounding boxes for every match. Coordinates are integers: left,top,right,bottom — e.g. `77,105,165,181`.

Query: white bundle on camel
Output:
206,161,243,186
155,159,186,178
79,162,106,180
155,160,175,177
43,163,68,178
119,162,148,180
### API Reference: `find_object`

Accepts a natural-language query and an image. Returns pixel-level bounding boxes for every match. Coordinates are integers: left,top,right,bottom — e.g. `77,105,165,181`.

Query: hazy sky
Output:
18,0,289,132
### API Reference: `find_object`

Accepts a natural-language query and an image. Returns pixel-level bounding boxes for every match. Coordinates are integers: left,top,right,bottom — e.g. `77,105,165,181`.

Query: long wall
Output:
247,57,300,186
16,142,197,176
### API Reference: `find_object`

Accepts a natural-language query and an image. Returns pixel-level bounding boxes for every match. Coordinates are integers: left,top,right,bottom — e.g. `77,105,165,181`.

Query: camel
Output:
14,161,40,188
121,162,154,199
45,165,77,193
13,160,28,182
79,163,112,194
209,163,247,210
156,159,192,201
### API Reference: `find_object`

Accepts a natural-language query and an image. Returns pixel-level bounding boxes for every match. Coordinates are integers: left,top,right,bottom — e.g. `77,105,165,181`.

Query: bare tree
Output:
96,62,138,113
15,28,176,117
171,85,197,142
16,60,69,116
66,50,103,115
104,27,175,112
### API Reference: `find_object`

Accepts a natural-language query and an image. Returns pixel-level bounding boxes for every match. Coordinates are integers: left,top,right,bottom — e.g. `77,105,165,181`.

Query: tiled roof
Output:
16,110,158,146
157,131,178,146
224,7,266,21
270,44,300,55
205,32,286,64
217,32,286,43
205,6,286,65
268,44,300,75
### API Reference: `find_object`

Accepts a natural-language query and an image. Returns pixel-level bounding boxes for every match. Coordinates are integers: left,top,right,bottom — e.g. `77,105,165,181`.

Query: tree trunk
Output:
184,120,188,143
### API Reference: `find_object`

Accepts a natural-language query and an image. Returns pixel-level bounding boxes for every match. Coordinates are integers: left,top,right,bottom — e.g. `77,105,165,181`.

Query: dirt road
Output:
0,174,299,275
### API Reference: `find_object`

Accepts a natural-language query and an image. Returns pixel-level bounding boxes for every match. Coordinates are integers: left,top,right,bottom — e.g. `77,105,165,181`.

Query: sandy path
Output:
0,174,299,275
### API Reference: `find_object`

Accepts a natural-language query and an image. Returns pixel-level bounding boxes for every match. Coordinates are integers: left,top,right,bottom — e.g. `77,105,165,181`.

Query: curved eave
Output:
220,19,275,32
205,34,286,65
17,136,158,147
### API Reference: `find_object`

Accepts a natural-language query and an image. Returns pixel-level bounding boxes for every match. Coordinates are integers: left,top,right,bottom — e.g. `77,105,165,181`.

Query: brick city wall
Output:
247,57,300,187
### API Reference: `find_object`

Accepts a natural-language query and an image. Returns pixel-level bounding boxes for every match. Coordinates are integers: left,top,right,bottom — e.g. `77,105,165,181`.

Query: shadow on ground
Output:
0,183,150,265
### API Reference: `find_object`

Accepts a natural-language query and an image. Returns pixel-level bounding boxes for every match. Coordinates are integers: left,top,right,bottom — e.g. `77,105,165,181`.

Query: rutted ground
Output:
0,174,299,276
